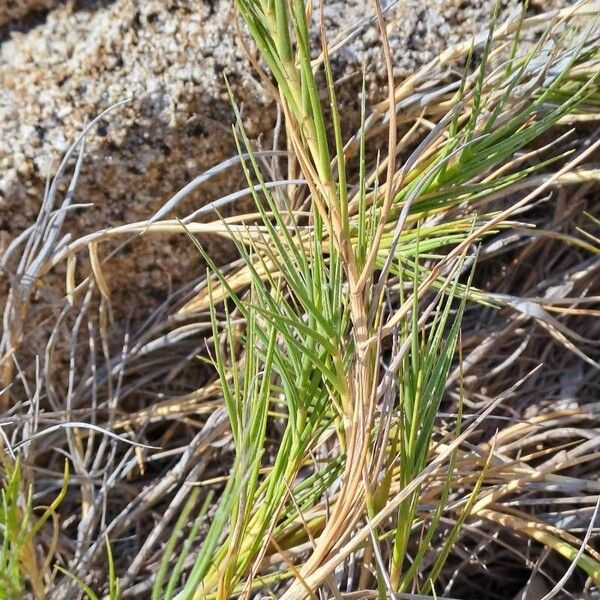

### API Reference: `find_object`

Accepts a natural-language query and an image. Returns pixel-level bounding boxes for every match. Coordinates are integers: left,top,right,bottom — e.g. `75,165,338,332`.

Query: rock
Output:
0,0,549,321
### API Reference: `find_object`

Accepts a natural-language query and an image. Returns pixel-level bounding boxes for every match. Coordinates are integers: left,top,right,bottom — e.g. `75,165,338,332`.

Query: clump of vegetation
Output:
1,1,599,599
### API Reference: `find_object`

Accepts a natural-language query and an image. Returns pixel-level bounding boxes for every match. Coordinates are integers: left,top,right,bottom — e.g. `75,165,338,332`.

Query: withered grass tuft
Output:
1,1,599,599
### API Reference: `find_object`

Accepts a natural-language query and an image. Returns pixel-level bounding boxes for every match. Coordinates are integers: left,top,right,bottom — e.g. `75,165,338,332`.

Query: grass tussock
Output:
1,1,600,599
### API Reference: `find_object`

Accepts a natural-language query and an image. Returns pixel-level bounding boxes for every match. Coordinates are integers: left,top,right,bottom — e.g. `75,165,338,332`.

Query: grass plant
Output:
0,1,599,599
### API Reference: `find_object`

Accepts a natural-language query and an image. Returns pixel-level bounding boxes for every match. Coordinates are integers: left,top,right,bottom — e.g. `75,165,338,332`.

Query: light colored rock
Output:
0,0,545,315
